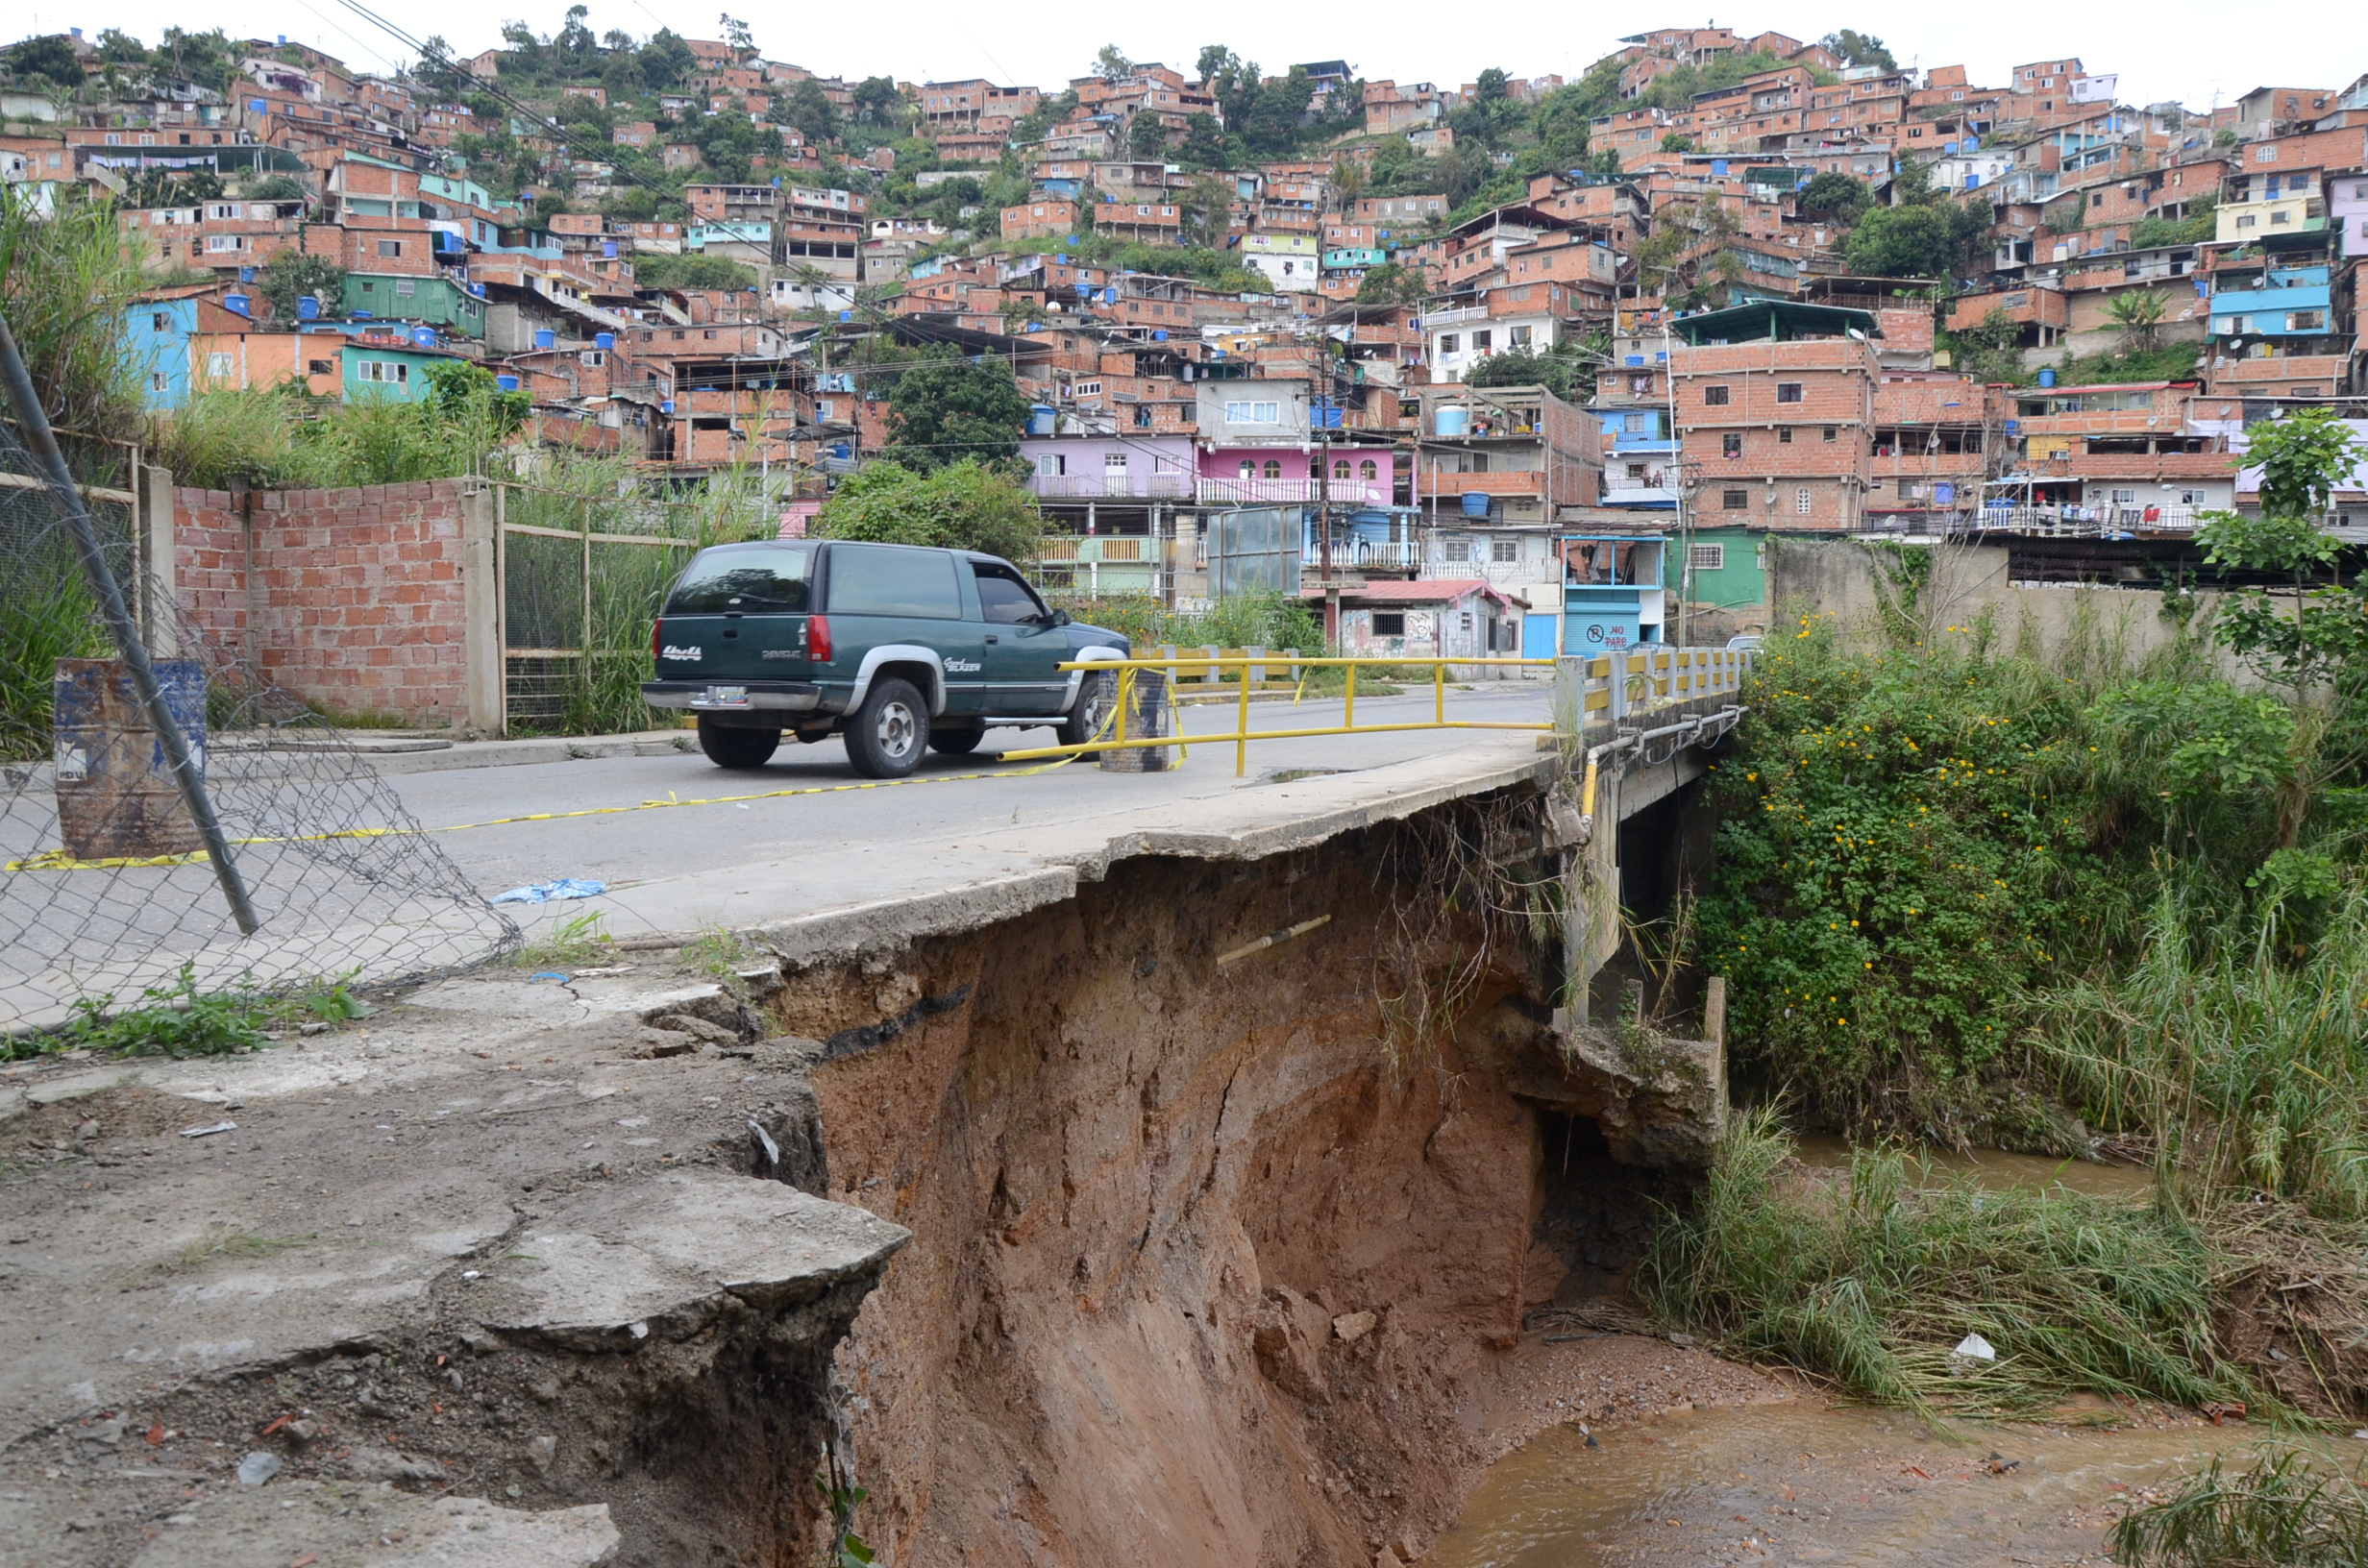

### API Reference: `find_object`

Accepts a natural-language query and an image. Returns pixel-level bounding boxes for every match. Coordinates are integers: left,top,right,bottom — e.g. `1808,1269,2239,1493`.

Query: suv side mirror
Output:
1050,609,1071,626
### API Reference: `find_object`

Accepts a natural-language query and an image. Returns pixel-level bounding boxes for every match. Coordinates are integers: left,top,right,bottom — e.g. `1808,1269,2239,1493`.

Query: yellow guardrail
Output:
1005,655,1557,777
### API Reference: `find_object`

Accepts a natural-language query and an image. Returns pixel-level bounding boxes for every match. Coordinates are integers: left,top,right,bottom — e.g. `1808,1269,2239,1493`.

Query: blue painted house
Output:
124,285,215,410
1562,534,1667,652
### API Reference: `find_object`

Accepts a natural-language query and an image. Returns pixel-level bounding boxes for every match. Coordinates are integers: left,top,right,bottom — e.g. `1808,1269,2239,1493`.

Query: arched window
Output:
1239,458,1256,479
1263,458,1283,479
1333,458,1351,479
1360,458,1378,480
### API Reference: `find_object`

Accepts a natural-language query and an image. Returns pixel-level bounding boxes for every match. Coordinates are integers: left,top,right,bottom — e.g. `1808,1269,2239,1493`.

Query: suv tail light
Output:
807,614,831,664
651,618,663,663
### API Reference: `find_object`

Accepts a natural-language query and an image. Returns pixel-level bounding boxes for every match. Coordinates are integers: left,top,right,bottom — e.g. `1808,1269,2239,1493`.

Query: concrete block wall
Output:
173,478,478,725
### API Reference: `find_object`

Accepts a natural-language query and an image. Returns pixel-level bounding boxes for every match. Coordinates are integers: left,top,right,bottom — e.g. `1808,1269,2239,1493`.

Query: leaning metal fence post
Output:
0,308,259,935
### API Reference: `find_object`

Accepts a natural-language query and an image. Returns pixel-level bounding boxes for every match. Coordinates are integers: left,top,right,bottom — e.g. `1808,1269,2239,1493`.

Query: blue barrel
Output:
1436,406,1469,436
2037,367,2056,388
297,295,320,319
51,658,208,861
1026,404,1057,435
412,327,436,348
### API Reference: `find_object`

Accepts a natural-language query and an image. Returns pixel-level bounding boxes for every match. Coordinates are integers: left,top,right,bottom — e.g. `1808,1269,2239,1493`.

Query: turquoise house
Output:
339,341,449,403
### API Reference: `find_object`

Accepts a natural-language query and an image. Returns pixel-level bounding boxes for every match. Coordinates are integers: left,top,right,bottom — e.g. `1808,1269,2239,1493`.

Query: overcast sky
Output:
21,2,2367,117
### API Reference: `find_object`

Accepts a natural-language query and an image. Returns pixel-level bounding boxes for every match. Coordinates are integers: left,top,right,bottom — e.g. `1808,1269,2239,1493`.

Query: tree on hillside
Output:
880,355,1031,471
1796,171,1870,221
852,76,902,128
1531,84,1597,168
1842,202,1987,282
787,77,842,144
1093,44,1133,80
554,6,597,74
1195,45,1230,86
259,251,347,320
5,35,85,87
1818,30,1897,71
158,28,234,89
718,13,755,54
1126,112,1168,159
1465,343,1593,402
1355,262,1428,306
1177,112,1227,168
639,29,696,89
2107,290,2168,353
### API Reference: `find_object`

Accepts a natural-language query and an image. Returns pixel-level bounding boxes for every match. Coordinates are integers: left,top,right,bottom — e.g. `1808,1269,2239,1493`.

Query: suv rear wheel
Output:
846,677,927,778
697,718,779,770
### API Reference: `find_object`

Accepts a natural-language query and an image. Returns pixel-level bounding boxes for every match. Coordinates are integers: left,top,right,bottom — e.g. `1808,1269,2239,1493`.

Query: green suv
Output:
642,539,1131,777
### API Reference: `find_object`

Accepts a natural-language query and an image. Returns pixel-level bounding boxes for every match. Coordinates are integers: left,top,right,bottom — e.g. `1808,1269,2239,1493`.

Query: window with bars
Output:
1796,487,1813,514
1688,543,1725,571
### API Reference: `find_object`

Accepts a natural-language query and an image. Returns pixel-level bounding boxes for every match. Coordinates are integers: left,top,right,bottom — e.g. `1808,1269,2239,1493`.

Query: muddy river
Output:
1434,1143,2325,1566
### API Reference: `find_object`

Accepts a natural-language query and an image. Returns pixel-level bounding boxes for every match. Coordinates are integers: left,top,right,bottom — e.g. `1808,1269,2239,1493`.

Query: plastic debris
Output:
178,1121,236,1139
748,1120,780,1165
528,972,572,984
488,879,607,905
235,1451,282,1484
1947,1332,1997,1376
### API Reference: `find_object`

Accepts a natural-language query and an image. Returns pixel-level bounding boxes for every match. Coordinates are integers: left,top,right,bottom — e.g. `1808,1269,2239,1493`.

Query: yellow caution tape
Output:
8,708,1124,872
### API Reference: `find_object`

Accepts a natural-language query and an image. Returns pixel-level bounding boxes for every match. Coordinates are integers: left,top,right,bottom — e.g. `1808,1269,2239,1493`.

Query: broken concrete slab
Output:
124,1486,619,1567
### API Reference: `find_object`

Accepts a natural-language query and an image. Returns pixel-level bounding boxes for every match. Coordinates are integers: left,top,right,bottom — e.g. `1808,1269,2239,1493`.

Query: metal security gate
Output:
495,480,706,734
1207,505,1299,599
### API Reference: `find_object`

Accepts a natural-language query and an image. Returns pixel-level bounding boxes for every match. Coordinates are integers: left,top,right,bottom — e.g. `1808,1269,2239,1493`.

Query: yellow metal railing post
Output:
1434,657,1444,725
1344,662,1357,730
1117,663,1134,761
1235,654,1251,776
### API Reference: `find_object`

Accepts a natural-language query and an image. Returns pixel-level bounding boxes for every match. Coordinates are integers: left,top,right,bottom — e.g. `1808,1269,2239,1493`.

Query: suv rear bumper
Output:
641,679,824,714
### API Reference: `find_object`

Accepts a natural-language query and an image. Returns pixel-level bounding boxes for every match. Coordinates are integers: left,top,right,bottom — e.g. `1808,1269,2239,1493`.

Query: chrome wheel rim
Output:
876,699,918,758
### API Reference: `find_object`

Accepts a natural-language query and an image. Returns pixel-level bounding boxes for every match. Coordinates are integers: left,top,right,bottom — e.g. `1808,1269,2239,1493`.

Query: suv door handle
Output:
984,634,999,644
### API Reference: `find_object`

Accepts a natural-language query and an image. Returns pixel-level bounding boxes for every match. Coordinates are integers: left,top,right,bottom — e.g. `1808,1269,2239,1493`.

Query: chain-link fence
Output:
0,407,517,1037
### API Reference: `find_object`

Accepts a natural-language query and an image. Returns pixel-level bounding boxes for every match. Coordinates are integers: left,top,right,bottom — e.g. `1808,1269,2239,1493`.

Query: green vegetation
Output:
631,252,759,292
2112,1447,2368,1566
1046,590,1322,656
876,355,1031,470
811,459,1043,564
6,962,372,1061
257,251,347,322
1842,195,1987,282
2130,197,2216,250
1668,416,2368,1422
1642,1112,2242,1416
148,362,530,491
1464,333,1608,404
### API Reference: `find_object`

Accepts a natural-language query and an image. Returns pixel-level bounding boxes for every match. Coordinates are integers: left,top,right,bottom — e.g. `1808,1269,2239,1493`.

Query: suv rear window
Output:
665,545,812,613
827,543,962,619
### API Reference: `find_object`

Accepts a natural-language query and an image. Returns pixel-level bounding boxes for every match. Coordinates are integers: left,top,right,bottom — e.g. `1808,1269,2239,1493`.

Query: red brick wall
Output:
174,479,471,724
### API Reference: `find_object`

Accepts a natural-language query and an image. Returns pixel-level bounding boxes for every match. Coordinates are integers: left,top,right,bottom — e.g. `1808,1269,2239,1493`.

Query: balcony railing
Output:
1419,304,1491,327
1196,477,1394,505
1964,503,2206,536
1039,536,1154,563
1031,474,1195,500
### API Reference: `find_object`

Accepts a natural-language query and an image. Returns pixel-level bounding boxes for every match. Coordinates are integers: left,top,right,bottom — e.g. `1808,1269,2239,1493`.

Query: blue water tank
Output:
1436,406,1469,436
238,266,256,283
496,374,520,391
595,331,615,351
1026,404,1057,435
1153,330,1168,341
224,293,251,317
1461,491,1492,518
534,329,555,350
296,295,320,320
2037,367,2057,388
1625,355,1644,366
412,327,436,348
603,239,617,257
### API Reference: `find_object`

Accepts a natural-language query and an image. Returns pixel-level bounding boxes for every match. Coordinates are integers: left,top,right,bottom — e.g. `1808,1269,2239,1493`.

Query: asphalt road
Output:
389,683,1556,910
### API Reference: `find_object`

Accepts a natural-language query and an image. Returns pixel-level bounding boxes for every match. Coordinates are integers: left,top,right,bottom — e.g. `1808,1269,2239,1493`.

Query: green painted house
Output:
339,341,452,404
1681,526,1770,611
341,273,486,338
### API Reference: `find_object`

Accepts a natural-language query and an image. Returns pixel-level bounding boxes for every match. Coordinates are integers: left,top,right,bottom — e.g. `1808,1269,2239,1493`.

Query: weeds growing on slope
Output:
1640,1109,2248,1415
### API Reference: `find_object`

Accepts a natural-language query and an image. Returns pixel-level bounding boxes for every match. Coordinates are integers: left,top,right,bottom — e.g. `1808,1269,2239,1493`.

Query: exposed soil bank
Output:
778,794,1729,1565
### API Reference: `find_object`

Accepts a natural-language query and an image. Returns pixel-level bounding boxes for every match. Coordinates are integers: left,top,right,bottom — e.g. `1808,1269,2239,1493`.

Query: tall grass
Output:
147,387,508,491
2037,882,2368,1219
0,186,148,758
1640,1109,2248,1414
2111,1446,2368,1566
502,454,778,735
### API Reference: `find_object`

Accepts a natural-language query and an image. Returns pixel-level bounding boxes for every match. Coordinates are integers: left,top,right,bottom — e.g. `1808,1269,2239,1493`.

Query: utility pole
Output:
1318,378,1338,651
